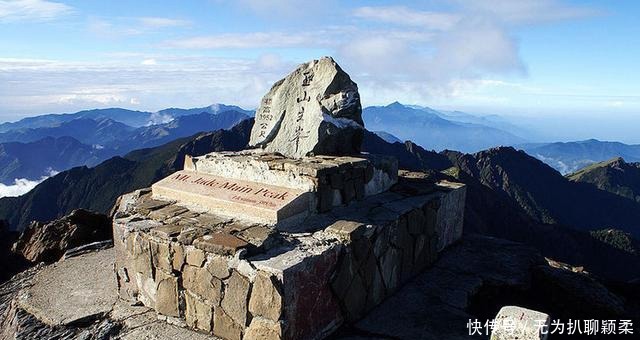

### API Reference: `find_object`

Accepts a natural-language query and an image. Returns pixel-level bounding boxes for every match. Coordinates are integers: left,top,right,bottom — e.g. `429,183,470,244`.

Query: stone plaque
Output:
152,170,309,224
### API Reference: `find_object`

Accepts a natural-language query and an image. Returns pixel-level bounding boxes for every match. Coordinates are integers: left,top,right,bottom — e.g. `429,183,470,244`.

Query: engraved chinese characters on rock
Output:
248,56,364,158
258,98,273,139
290,70,313,152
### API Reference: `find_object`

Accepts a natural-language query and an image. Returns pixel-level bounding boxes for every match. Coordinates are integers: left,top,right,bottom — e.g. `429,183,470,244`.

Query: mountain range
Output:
0,118,638,284
363,102,640,174
363,102,526,153
0,106,250,186
0,105,254,132
0,136,117,184
520,139,640,174
6,102,639,187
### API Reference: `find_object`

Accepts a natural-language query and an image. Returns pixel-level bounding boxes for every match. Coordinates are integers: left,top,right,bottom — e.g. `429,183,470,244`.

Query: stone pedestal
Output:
113,151,465,340
181,151,398,218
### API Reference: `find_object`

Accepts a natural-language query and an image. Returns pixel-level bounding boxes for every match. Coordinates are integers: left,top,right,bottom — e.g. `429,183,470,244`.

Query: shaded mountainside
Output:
360,142,640,281
0,119,252,232
0,120,639,282
0,222,28,282
0,136,117,184
363,102,525,153
120,110,249,152
568,157,640,203
590,229,640,255
521,139,640,174
429,150,640,282
444,147,640,238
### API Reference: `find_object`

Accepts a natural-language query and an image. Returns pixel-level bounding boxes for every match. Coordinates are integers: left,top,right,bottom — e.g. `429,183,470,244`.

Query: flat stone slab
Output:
18,248,117,326
152,170,309,224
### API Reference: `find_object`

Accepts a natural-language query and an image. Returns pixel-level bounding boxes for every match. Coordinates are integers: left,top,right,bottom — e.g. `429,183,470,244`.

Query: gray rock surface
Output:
18,248,117,326
11,209,112,263
0,249,217,340
249,56,363,158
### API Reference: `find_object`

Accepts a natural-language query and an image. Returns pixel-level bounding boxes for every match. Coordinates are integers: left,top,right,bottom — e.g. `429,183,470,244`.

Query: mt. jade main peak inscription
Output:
152,170,308,224
249,56,364,159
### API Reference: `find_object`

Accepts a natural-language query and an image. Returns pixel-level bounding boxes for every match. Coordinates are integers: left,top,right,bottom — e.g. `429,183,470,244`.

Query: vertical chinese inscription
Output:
258,97,273,138
290,70,313,152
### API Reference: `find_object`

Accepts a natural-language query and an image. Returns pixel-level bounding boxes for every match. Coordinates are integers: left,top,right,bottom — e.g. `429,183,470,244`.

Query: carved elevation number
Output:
258,97,273,138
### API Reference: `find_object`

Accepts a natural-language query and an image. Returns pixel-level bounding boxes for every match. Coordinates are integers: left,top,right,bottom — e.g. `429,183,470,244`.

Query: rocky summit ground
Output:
1,234,635,340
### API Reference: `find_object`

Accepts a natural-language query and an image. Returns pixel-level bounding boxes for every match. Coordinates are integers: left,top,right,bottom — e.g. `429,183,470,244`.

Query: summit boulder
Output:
249,57,363,158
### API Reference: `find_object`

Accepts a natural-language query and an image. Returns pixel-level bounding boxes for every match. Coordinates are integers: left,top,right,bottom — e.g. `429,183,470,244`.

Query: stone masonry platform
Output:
159,151,399,225
113,164,465,340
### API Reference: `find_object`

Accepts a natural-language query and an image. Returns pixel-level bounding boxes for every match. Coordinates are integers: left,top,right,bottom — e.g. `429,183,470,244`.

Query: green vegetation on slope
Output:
590,229,639,255
568,157,640,203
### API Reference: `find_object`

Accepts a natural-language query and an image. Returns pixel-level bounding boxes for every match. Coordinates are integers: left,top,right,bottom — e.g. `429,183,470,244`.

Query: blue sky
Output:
1,0,639,142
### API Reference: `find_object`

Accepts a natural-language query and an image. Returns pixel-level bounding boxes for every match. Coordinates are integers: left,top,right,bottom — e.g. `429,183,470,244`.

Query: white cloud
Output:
353,6,460,30
155,1,592,108
224,0,334,19
0,0,72,22
88,17,141,37
455,0,599,24
332,1,597,105
0,169,57,198
137,17,190,28
164,32,332,49
88,16,191,38
0,178,42,197
55,88,135,106
141,58,157,65
0,0,602,115
147,112,174,126
0,56,283,117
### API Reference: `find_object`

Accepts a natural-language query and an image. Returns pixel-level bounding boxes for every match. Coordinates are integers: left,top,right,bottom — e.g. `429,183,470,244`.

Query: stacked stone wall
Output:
113,173,466,340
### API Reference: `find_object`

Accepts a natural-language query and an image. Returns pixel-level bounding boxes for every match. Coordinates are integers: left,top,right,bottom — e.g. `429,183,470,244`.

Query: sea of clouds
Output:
0,169,59,198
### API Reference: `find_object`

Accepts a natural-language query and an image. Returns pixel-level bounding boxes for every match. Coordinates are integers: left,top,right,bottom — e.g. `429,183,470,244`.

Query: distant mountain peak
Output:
607,156,626,166
209,103,223,112
568,156,640,204
386,101,405,108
